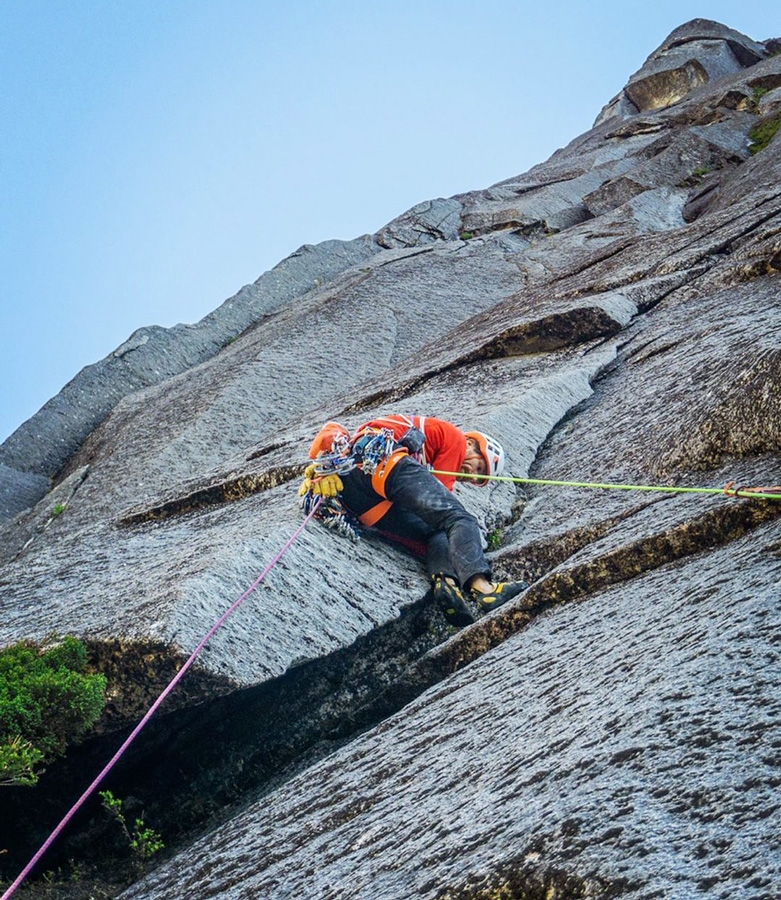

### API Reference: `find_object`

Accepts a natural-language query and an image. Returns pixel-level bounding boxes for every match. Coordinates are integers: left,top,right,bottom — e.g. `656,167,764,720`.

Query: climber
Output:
299,414,529,626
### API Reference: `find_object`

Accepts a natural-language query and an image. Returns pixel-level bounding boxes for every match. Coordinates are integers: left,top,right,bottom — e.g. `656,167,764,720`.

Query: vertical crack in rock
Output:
1,466,90,564
341,496,781,732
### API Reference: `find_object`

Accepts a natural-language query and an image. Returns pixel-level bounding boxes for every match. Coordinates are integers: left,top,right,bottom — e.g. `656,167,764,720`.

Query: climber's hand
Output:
298,465,343,498
298,464,317,497
310,472,343,498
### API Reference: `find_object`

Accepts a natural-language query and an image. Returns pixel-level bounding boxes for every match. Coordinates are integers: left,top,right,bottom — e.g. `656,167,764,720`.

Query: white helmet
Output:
464,431,505,486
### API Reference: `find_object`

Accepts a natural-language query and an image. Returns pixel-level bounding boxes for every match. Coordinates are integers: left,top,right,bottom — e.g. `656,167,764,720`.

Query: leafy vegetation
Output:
100,790,165,860
0,637,106,786
486,528,502,551
752,85,770,103
748,113,781,155
0,735,44,787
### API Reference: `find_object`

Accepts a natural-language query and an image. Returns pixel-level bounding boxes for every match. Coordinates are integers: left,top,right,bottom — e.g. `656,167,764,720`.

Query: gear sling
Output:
307,415,424,526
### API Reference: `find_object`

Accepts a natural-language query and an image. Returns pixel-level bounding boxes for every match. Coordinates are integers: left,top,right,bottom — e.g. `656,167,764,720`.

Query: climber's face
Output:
459,439,488,485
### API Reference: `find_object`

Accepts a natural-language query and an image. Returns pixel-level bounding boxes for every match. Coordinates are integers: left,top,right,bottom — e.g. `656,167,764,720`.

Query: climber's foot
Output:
472,580,529,612
432,575,475,627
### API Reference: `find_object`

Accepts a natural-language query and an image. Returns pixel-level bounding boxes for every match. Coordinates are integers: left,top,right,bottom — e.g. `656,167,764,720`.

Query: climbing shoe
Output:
431,575,475,627
473,580,529,613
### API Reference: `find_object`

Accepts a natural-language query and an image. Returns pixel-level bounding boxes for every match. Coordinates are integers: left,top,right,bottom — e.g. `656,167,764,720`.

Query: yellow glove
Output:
298,464,317,497
311,472,343,498
298,465,343,498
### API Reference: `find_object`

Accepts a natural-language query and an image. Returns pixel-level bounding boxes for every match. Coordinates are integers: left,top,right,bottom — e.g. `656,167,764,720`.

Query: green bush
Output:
0,637,106,786
748,113,781,155
0,736,44,787
100,790,165,860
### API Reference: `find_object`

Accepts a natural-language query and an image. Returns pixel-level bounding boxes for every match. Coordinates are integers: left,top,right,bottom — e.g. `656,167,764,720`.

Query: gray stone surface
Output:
625,41,743,112
2,17,781,900
376,198,464,247
583,131,746,217
121,522,781,900
0,235,380,501
758,85,781,116
655,18,766,65
596,19,767,123
0,464,50,520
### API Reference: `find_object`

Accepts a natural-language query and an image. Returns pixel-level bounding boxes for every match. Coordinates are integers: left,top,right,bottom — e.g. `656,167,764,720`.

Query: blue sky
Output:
2,2,778,444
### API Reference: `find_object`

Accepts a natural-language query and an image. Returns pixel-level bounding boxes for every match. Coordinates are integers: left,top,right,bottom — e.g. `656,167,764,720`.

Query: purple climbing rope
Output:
1,501,320,900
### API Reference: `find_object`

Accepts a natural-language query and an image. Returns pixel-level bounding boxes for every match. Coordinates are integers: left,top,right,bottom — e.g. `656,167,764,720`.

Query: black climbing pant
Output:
340,455,491,588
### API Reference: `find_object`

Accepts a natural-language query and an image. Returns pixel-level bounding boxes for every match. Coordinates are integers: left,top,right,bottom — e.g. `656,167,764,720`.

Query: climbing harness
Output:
353,428,399,474
0,502,322,900
300,420,419,536
430,470,781,501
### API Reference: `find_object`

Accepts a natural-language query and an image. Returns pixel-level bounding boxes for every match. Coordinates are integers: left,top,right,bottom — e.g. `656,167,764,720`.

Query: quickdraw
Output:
309,429,355,477
300,492,360,542
724,481,781,498
351,428,397,475
306,428,399,480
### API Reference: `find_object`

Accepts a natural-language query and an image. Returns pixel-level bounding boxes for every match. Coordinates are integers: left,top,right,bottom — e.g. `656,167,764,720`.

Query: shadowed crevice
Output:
118,464,304,526
343,305,627,414
336,495,781,733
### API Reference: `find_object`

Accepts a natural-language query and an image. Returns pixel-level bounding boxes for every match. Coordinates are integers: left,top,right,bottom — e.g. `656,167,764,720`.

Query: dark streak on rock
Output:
118,464,305,526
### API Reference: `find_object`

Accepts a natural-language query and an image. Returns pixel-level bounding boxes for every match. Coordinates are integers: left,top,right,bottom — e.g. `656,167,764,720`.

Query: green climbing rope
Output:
431,471,781,501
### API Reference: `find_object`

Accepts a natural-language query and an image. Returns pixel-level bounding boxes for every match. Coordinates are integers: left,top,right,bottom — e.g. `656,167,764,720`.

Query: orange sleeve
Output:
421,419,467,491
353,415,413,443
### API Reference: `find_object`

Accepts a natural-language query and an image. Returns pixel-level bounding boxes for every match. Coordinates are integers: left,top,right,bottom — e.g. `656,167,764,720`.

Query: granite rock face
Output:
595,18,766,122
2,18,781,900
0,464,50,520
0,236,379,493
